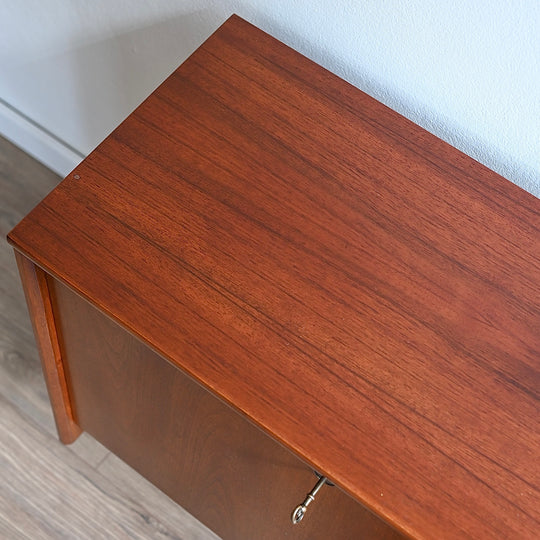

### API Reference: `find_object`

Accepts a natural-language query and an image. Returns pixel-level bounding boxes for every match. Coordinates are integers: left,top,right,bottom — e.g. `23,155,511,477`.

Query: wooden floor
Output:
0,136,220,539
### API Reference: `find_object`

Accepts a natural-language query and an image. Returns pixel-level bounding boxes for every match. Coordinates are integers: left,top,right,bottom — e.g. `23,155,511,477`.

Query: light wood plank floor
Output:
0,136,220,539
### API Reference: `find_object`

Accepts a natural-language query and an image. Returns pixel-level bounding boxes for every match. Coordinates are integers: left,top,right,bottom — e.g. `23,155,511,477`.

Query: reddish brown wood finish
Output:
14,251,81,443
50,276,401,539
8,15,540,539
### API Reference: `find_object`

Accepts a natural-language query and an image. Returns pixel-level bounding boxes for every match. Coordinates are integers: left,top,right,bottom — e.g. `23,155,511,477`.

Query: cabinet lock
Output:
291,474,332,524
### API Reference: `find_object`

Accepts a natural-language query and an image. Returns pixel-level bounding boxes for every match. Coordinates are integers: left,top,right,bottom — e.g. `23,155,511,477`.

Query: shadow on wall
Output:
69,9,225,155
3,9,226,157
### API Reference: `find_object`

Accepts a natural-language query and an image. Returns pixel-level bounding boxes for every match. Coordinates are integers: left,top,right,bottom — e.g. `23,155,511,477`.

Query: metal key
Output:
291,475,329,524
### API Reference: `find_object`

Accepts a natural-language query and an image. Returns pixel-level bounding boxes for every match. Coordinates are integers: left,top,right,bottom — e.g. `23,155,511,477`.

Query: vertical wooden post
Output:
14,250,81,444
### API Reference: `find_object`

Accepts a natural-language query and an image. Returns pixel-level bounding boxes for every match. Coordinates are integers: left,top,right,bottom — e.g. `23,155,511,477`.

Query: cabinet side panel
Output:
13,251,81,443
49,277,402,540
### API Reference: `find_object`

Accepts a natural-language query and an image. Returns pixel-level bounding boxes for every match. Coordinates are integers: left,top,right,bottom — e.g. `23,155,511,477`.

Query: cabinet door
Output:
50,277,402,540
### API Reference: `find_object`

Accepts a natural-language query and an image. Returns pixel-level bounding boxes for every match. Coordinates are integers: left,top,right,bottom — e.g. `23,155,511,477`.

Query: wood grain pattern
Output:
14,252,81,443
8,15,540,538
50,276,401,539
1,134,217,539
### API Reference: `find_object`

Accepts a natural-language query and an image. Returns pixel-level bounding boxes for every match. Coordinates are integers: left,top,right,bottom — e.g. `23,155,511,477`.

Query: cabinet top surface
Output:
9,15,540,539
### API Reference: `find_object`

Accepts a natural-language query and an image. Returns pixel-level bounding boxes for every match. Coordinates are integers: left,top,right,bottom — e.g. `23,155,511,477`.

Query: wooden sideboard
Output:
8,15,539,539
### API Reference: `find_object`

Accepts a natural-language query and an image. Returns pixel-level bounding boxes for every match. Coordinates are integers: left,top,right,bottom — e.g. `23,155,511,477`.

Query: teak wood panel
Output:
49,276,402,540
7,15,540,539
13,252,80,443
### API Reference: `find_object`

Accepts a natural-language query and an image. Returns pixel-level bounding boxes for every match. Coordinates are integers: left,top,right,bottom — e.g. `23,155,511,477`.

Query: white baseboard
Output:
0,100,84,177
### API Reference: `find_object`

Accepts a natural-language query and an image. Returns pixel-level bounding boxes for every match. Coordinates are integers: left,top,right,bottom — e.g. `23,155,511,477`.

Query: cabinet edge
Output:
14,250,81,444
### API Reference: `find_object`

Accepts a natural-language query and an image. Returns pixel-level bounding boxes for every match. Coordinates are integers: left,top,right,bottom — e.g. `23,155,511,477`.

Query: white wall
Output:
1,1,539,196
